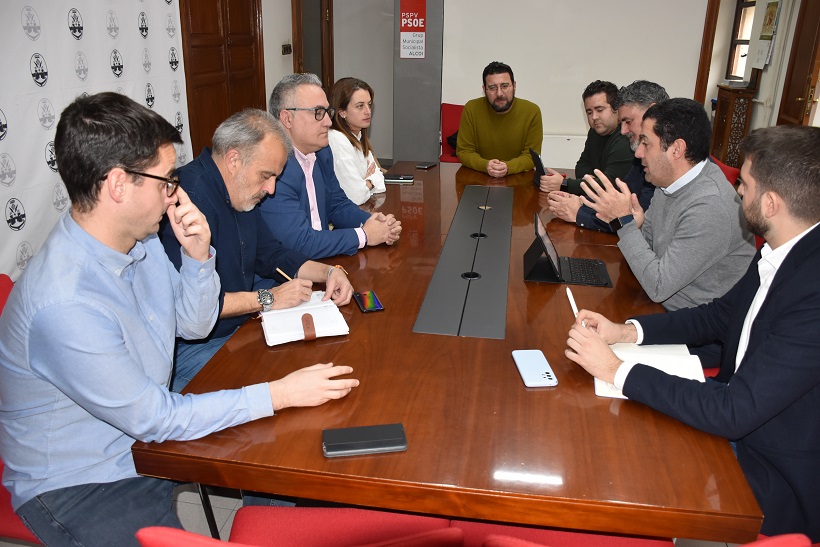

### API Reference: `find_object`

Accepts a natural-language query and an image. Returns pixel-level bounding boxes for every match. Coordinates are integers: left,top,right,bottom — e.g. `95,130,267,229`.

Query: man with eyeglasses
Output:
456,61,543,178
160,108,356,391
259,73,402,260
0,93,358,545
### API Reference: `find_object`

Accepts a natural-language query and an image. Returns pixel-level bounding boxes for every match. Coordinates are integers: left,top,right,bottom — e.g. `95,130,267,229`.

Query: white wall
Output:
705,0,742,110
333,1,394,162
260,0,812,163
260,0,395,159
441,0,709,140
261,0,295,102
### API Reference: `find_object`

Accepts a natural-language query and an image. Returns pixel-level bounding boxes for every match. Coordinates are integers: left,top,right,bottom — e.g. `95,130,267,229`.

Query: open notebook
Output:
260,291,349,346
594,343,705,399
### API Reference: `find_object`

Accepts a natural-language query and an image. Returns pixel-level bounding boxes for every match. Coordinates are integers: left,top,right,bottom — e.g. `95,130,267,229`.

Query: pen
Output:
566,287,585,326
276,267,292,281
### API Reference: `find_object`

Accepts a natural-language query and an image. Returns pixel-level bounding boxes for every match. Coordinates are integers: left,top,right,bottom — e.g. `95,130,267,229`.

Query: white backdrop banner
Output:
0,1,192,280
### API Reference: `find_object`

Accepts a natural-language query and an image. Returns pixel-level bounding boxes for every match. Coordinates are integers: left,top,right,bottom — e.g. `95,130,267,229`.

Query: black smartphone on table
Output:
415,162,437,170
384,174,415,184
322,423,407,457
353,291,384,313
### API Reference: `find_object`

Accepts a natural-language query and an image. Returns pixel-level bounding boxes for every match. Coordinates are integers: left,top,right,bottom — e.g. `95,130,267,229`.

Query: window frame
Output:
725,0,756,81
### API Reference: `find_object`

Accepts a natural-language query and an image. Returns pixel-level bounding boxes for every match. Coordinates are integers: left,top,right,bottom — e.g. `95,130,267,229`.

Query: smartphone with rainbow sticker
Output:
353,291,384,313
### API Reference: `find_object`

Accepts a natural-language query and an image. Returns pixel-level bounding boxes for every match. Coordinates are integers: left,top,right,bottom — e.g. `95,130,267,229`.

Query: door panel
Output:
291,0,334,95
187,0,223,33
776,0,820,125
189,46,226,74
189,83,230,151
180,0,265,153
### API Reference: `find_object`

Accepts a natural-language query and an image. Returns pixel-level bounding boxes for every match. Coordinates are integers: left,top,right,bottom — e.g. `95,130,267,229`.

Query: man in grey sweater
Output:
600,98,755,311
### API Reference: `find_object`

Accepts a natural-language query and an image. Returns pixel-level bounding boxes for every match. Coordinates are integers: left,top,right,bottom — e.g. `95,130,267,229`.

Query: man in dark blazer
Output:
565,125,820,541
261,73,402,260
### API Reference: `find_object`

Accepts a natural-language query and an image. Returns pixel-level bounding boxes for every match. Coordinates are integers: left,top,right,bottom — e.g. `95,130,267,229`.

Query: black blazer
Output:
624,224,820,540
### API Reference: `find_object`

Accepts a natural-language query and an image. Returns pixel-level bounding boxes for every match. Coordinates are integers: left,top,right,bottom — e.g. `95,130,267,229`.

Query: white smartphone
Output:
512,350,558,387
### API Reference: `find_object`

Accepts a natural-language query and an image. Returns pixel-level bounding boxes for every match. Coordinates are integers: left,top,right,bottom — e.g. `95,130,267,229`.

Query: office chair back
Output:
710,155,764,249
0,273,42,544
440,103,464,163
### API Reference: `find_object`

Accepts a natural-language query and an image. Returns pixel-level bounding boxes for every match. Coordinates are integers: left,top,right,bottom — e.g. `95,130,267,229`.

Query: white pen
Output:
566,287,585,326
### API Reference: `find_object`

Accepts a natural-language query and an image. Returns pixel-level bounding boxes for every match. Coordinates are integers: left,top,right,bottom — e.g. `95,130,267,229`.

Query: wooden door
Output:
776,0,820,126
291,0,334,94
180,0,266,154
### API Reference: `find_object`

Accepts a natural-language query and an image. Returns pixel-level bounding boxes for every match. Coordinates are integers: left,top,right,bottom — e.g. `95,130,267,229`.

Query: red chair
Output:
710,155,765,249
0,273,41,544
481,533,814,547
747,535,813,547
440,103,464,163
710,154,740,185
0,273,12,313
137,507,460,546
451,520,673,547
0,460,41,544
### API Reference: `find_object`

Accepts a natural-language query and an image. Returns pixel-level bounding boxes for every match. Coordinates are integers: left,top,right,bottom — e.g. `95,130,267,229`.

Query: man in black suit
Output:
565,125,820,540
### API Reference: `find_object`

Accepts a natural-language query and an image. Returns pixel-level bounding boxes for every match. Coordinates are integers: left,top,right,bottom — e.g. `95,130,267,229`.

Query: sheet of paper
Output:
594,344,704,399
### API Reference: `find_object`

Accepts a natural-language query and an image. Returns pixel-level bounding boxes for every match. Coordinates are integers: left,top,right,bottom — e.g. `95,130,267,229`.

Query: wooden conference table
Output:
133,162,762,542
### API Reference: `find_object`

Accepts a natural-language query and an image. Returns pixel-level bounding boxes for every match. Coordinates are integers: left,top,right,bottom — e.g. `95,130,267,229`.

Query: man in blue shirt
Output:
0,93,358,546
160,109,355,391
260,73,402,260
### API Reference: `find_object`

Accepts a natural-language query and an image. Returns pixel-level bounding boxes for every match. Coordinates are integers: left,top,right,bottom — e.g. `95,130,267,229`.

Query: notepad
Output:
594,343,705,399
260,291,349,346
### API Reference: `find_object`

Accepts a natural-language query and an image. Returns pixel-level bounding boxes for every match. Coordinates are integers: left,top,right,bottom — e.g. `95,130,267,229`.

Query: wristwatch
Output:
609,214,634,232
257,288,274,312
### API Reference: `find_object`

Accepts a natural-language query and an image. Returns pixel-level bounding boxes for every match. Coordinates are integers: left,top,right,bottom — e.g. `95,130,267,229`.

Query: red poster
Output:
399,0,426,59
399,0,426,32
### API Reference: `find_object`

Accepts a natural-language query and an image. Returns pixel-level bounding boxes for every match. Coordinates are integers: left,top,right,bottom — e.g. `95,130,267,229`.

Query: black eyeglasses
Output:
124,169,180,197
285,106,336,121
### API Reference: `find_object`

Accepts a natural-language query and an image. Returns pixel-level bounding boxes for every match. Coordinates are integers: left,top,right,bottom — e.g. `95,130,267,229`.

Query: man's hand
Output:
579,169,633,223
573,310,638,344
323,267,353,305
383,213,402,245
167,187,211,262
565,323,623,385
271,278,313,309
628,193,645,229
363,212,391,246
547,191,582,223
268,363,359,411
539,168,564,193
486,159,508,178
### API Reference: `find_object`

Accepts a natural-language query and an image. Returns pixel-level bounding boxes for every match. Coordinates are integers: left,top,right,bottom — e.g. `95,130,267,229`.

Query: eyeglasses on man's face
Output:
285,106,336,121
485,83,513,93
124,169,180,197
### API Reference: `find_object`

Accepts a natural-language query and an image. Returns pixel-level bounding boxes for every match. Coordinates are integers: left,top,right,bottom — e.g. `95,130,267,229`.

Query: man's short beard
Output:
744,195,770,239
492,98,513,113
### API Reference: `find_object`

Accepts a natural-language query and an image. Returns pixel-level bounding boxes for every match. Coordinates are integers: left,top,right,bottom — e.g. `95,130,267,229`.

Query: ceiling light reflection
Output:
494,470,564,487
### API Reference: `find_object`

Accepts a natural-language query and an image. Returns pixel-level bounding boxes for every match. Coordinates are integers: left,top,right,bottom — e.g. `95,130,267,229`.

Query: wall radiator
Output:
539,134,587,171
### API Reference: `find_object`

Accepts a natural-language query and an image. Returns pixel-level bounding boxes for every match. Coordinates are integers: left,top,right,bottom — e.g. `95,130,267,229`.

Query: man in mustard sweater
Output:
456,61,543,178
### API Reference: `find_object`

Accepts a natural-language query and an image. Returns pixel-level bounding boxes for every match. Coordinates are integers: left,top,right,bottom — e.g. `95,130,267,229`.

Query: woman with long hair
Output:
328,77,386,205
